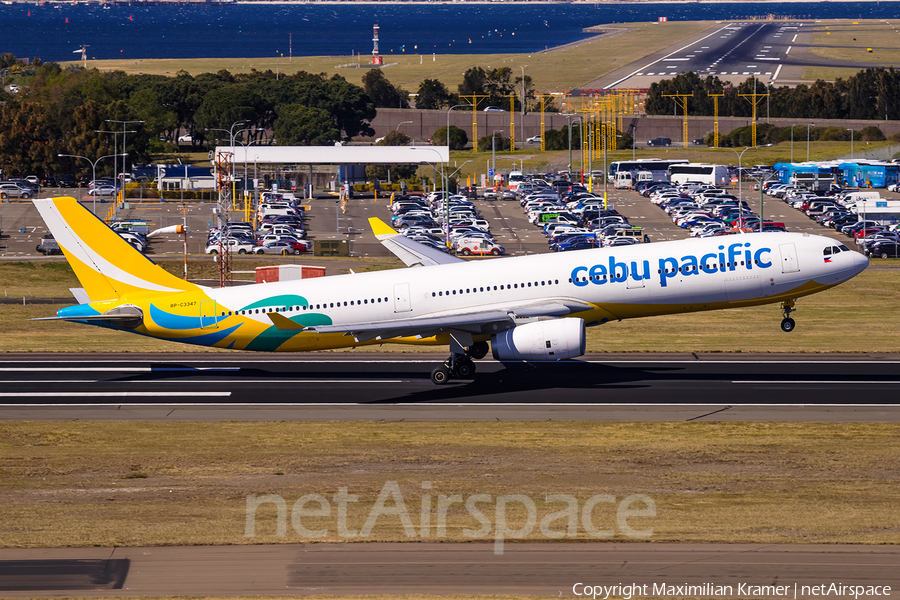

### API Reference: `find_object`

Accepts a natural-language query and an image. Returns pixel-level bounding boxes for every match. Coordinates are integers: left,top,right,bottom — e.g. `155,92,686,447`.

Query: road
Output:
1,542,898,597
1,354,899,422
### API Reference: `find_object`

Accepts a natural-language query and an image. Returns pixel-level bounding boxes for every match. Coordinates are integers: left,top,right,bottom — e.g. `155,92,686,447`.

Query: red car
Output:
854,227,885,238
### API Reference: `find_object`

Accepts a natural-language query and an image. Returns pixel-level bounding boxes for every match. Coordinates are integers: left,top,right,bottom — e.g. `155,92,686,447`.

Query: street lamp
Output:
58,152,127,214
725,144,774,232
446,104,468,154
206,120,250,219
807,123,815,162
519,65,528,146
491,129,503,181
790,124,795,163
107,119,144,216
396,120,413,132
444,160,472,247
562,113,580,176
410,147,449,242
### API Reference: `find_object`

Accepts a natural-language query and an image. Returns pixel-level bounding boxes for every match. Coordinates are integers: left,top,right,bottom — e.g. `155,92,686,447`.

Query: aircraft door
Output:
779,243,800,273
199,300,219,329
393,283,412,312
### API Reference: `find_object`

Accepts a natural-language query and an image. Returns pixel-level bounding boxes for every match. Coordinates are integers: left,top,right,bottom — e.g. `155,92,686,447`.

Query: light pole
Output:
791,124,795,163
491,129,503,181
396,120,413,132
107,119,143,215
807,123,814,162
206,120,250,218
58,153,127,214
848,128,854,161
410,147,448,243
446,104,468,154
562,113,579,176
519,65,527,146
444,160,472,248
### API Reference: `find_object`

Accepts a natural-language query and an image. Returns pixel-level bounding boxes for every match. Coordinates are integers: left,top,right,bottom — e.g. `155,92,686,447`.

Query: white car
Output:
178,134,193,143
205,238,255,255
526,135,542,144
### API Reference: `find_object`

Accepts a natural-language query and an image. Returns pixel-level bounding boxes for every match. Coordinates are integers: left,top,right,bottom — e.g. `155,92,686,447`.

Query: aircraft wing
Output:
285,300,594,343
369,217,465,267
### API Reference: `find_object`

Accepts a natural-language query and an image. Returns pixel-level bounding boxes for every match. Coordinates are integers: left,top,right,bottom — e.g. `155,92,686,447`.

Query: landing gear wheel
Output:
780,299,797,333
455,358,475,378
431,366,451,385
468,341,489,360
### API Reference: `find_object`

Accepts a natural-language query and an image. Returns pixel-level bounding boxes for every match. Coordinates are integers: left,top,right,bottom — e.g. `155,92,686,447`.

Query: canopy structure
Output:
215,145,449,165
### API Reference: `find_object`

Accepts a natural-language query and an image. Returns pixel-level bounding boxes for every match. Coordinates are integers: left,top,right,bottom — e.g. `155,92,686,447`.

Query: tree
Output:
415,79,456,110
432,125,468,150
362,69,409,108
478,132,510,152
273,105,340,146
458,67,517,108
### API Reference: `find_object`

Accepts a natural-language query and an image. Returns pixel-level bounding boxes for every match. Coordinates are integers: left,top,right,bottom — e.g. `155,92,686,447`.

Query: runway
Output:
1,543,897,597
2,354,899,421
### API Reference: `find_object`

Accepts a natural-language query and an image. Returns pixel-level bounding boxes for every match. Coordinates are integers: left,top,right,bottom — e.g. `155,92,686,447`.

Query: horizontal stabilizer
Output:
267,312,306,330
368,217,465,267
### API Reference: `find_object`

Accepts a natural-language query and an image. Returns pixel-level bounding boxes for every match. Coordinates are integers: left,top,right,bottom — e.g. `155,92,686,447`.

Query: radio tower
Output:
371,23,383,65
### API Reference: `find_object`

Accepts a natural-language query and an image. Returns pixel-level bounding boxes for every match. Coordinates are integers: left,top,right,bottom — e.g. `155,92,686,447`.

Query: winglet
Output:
369,217,398,240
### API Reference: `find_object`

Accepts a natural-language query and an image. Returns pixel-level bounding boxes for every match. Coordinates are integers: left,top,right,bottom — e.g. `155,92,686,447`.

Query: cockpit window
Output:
839,244,850,252
824,247,833,256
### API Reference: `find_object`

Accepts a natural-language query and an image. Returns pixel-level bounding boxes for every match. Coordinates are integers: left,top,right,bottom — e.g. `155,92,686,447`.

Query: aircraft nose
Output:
853,249,869,273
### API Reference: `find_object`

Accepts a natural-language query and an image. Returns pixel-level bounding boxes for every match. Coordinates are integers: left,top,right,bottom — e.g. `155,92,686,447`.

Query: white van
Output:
615,171,633,190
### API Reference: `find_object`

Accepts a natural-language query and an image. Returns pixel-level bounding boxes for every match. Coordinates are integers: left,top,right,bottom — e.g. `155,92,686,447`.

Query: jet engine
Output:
491,318,586,361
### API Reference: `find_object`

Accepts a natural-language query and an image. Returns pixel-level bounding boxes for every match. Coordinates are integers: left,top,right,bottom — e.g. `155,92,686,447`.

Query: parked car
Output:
0,183,33,199
865,241,900,258
87,185,117,196
36,235,61,255
205,239,256,255
256,240,311,255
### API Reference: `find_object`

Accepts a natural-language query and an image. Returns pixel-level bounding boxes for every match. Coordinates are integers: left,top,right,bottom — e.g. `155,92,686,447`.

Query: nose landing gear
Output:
780,299,796,332
430,340,489,385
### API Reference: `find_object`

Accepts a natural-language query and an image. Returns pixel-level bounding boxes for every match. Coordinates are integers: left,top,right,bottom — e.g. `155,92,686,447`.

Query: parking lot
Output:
1,181,895,265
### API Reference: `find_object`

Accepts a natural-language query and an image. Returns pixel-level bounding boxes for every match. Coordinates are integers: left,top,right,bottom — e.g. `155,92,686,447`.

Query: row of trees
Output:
362,66,536,111
0,56,376,178
645,68,900,121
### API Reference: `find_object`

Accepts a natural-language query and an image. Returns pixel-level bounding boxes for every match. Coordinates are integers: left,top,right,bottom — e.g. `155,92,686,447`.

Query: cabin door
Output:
393,283,412,313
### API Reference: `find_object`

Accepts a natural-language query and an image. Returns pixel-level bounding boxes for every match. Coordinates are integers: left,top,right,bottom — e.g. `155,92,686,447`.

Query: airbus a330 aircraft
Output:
34,197,867,384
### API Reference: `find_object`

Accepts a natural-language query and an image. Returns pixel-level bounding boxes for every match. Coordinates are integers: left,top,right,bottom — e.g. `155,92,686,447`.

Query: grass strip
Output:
1,421,898,548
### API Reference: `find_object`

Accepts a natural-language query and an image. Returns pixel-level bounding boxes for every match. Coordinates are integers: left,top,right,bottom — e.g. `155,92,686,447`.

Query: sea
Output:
2,2,899,63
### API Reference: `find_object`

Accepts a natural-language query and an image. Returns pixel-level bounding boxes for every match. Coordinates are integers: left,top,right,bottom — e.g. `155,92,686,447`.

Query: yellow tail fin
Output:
34,197,199,302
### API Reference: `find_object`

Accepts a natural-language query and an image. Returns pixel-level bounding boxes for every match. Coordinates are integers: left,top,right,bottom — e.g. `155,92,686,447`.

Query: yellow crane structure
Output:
663,93,693,148
708,92,725,148
739,84,768,147
459,94,488,151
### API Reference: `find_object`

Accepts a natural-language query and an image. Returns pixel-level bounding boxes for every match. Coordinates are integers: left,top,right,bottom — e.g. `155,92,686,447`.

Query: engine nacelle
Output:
491,318,586,361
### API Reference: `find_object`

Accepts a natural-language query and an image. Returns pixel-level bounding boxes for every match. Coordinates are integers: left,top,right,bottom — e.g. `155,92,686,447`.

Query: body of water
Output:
2,2,898,63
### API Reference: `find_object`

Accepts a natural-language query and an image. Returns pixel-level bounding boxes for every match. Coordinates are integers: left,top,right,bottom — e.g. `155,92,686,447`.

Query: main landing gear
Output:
430,340,489,385
780,299,797,333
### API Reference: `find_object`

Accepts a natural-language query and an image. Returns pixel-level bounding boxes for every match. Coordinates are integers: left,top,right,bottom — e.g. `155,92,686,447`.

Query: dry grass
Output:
809,20,900,66
67,21,715,92
1,421,898,548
